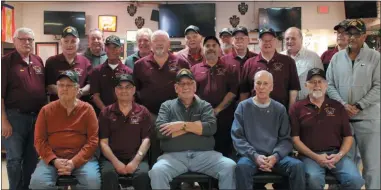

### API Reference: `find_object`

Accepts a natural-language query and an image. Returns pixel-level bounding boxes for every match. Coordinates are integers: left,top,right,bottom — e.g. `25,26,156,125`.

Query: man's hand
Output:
255,155,271,172
324,153,342,169
344,104,358,118
55,159,70,175
125,160,139,174
1,119,12,138
313,153,330,168
113,160,128,175
159,121,184,136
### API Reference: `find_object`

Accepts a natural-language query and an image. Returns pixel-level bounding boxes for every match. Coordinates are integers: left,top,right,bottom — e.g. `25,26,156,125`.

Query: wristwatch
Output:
182,122,187,131
137,151,143,157
337,152,344,157
354,103,363,111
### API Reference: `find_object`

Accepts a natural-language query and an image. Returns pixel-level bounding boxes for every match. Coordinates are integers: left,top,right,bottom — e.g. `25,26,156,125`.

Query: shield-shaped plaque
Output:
135,16,145,29
127,4,137,17
238,2,248,15
229,15,240,28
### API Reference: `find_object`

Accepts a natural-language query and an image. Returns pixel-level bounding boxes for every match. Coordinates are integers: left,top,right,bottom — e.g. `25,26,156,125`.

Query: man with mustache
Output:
83,28,108,67
2,27,46,190
219,28,233,55
326,19,380,189
124,28,152,70
45,26,92,102
282,27,324,101
233,70,305,190
191,36,238,157
90,35,132,114
133,30,190,167
176,25,204,66
240,28,300,109
289,68,364,189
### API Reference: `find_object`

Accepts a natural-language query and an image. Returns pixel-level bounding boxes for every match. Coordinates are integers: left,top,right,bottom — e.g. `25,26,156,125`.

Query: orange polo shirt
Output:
34,100,99,168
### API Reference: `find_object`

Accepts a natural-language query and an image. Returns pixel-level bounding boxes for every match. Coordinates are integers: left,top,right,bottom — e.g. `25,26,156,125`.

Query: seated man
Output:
289,68,364,189
232,70,305,190
99,74,151,190
149,69,236,190
30,70,100,189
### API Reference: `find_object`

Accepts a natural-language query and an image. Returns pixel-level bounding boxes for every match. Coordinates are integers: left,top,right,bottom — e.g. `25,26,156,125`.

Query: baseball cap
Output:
203,36,221,46
176,69,195,82
184,25,200,35
219,28,232,37
57,70,79,84
115,74,135,87
62,26,79,38
105,35,122,47
306,68,326,81
334,20,349,31
259,28,277,38
232,26,248,36
346,19,366,33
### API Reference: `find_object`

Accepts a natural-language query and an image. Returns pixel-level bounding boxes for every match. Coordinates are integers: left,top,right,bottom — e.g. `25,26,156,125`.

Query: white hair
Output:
136,28,153,41
88,28,104,37
285,27,303,40
254,70,273,83
151,30,170,41
13,27,35,39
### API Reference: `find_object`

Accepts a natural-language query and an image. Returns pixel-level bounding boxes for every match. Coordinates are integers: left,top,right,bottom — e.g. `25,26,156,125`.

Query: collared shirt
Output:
45,54,92,101
321,46,339,65
156,96,217,152
82,48,108,68
191,59,238,107
99,102,151,161
240,52,301,108
281,48,324,100
133,53,190,114
1,51,46,112
124,51,142,70
90,59,133,106
176,47,204,66
289,96,352,152
34,100,99,168
220,49,257,80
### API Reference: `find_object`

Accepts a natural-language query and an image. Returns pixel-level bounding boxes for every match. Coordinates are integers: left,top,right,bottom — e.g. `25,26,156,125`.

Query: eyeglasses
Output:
346,32,363,38
177,81,194,87
307,80,325,85
255,81,270,87
233,36,248,41
57,84,76,89
116,85,134,90
17,38,34,43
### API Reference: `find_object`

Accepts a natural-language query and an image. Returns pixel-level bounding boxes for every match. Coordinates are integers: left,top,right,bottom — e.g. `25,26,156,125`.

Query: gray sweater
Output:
231,98,292,162
156,97,217,152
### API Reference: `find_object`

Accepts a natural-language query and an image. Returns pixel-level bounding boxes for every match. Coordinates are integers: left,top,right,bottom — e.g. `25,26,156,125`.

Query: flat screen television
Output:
44,11,86,37
159,3,216,37
345,1,378,19
258,7,301,32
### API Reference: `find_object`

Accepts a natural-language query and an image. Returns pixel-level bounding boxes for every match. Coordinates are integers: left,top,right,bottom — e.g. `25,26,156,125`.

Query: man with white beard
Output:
219,28,233,55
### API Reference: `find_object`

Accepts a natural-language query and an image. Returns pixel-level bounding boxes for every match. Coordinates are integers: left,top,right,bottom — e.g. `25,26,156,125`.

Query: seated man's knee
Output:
29,173,56,189
342,174,365,189
306,173,325,189
79,172,101,189
236,157,254,174
101,166,118,179
290,159,304,173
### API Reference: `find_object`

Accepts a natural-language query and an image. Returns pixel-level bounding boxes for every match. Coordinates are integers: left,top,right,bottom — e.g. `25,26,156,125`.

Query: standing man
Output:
219,28,233,55
240,28,300,109
233,70,305,190
133,30,190,166
220,26,257,80
83,28,107,67
326,19,380,189
99,74,151,190
1,27,46,190
191,36,238,157
124,28,152,70
91,35,132,113
176,25,204,66
149,69,236,190
320,20,350,71
282,27,324,100
45,26,92,102
290,68,364,189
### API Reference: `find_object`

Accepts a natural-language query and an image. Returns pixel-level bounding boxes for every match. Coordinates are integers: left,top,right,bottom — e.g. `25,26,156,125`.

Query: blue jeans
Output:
2,109,39,190
148,150,236,189
235,156,305,190
29,157,101,189
300,152,364,190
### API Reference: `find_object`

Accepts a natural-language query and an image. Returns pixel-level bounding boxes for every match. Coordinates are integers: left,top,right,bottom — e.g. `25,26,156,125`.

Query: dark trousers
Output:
235,156,305,190
214,107,234,157
2,109,38,190
149,113,161,168
100,158,151,190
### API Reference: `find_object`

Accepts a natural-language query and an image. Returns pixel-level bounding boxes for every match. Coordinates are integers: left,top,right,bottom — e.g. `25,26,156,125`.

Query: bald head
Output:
254,70,273,100
254,70,273,84
285,27,303,55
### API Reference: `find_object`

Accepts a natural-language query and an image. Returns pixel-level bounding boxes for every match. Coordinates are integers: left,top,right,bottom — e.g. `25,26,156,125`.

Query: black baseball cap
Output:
306,68,326,81
184,25,200,35
219,28,232,37
176,69,195,82
105,35,122,47
232,26,248,36
346,19,366,33
62,26,79,38
115,74,135,87
203,36,221,46
57,70,79,84
259,28,276,38
334,20,349,31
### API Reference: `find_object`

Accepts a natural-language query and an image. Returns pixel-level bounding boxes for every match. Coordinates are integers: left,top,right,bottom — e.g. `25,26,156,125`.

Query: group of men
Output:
1,17,379,190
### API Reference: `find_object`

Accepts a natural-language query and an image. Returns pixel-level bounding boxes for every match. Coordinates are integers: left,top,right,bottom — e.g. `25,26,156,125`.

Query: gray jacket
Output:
326,46,380,120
